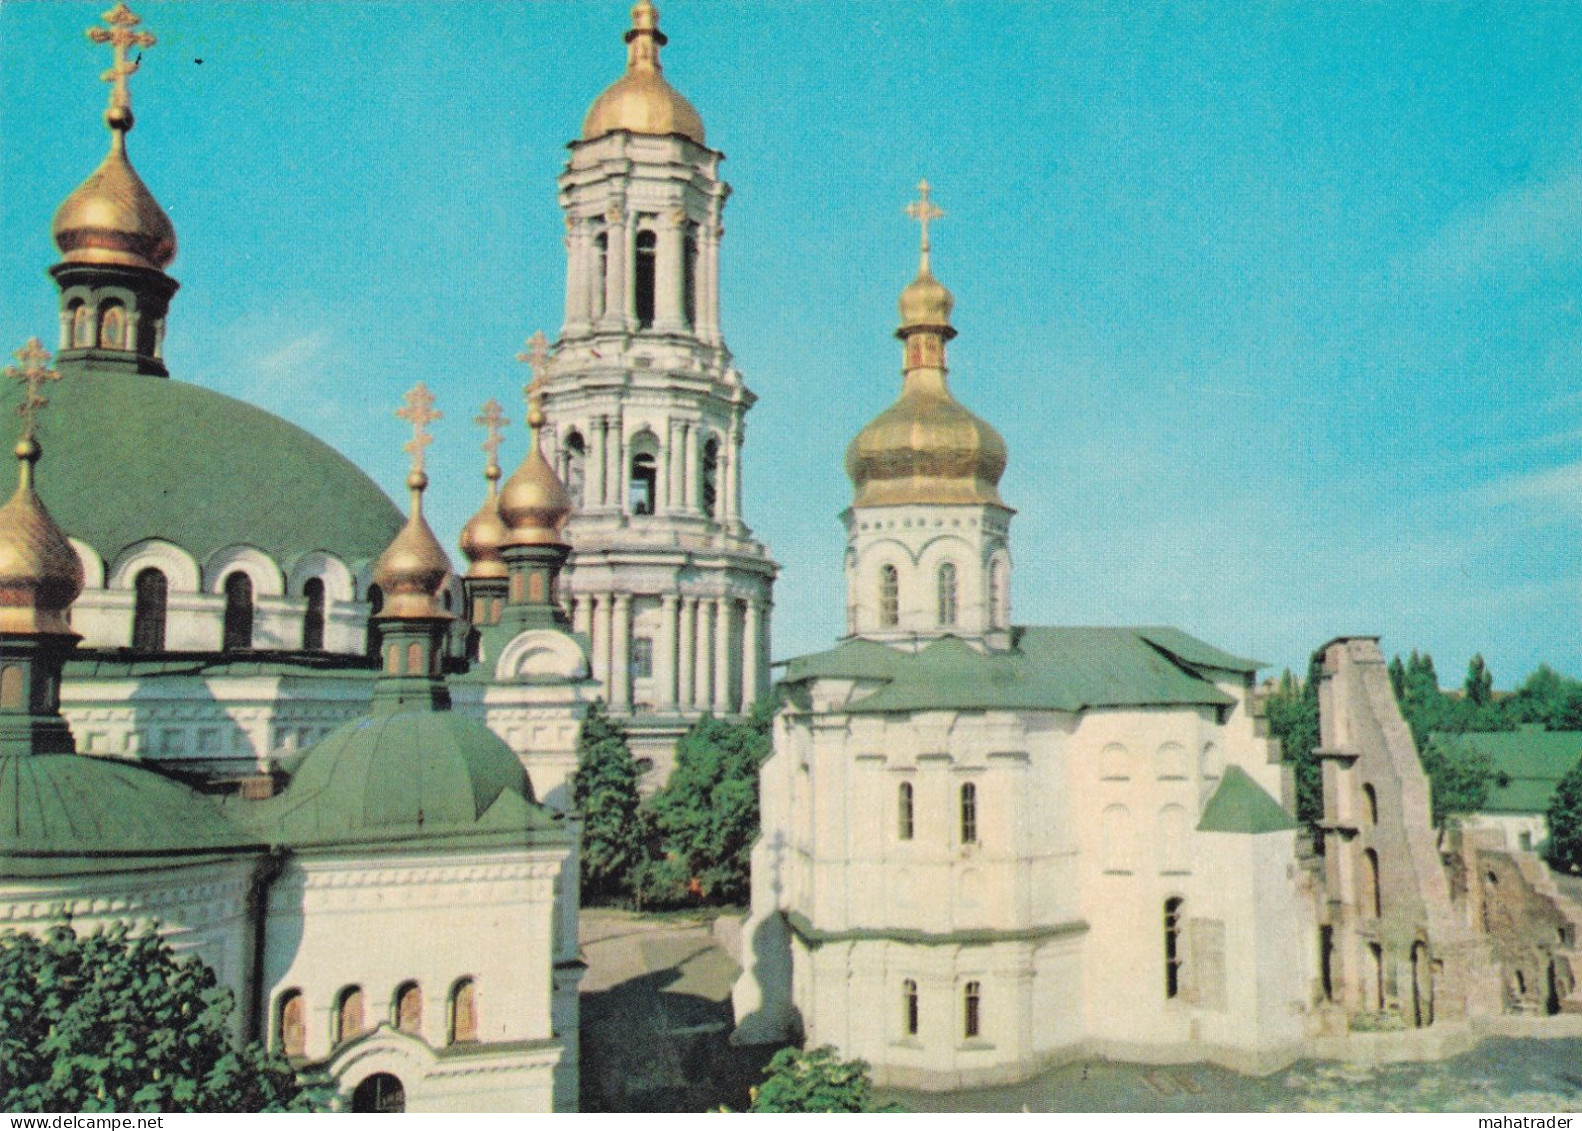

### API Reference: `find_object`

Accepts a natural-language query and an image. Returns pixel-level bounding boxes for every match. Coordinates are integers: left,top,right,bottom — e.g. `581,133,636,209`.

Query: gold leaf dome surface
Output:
899,268,954,330
459,492,509,580
499,448,573,547
373,474,452,619
0,444,85,636
846,384,1007,508
582,1,706,146
52,136,176,272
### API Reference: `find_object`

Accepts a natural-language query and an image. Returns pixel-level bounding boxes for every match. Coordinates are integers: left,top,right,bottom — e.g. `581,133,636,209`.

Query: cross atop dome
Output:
475,398,509,479
88,2,156,129
905,180,945,271
396,383,441,476
5,338,61,444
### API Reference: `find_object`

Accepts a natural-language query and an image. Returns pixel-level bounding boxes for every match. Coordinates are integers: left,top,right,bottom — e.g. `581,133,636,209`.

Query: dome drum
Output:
49,262,178,378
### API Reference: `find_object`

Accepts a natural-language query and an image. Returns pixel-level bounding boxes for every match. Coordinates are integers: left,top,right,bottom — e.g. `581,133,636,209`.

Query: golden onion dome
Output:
582,1,706,146
499,402,573,547
52,125,177,272
846,381,1008,508
458,475,509,580
373,471,453,619
899,266,954,331
0,437,86,637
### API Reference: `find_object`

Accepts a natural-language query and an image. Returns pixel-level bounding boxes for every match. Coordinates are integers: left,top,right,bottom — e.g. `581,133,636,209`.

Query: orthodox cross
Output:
396,383,441,474
904,179,944,267
88,3,157,116
475,398,508,477
515,331,552,404
4,338,61,441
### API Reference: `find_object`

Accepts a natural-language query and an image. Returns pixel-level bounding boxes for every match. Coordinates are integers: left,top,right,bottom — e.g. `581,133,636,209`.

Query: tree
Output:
1419,735,1501,829
1465,654,1494,708
747,1046,894,1113
1264,666,1322,825
637,699,773,905
0,923,323,1113
571,701,649,902
1547,756,1582,874
1387,654,1406,701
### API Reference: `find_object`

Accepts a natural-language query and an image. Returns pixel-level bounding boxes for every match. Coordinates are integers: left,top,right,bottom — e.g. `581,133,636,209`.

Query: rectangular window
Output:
631,637,654,679
902,979,918,1037
963,981,981,1039
960,782,978,845
898,782,914,840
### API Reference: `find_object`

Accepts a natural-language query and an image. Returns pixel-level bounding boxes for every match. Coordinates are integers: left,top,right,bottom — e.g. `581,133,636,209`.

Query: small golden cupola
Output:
458,398,511,581
0,340,85,637
373,384,453,620
582,0,706,146
499,335,574,548
51,3,176,272
846,181,1008,509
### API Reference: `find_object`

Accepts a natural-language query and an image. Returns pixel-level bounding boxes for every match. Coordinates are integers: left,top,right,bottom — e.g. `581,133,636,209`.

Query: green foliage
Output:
1503,665,1582,731
635,699,774,907
572,701,650,902
1387,654,1406,701
1264,665,1322,825
1546,756,1582,874
1465,654,1494,707
746,1046,893,1113
1419,736,1501,828
0,923,324,1113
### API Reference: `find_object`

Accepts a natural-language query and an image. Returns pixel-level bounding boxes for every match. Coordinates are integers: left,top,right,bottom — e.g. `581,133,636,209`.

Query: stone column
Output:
664,419,680,513
589,415,607,508
590,594,610,689
655,210,686,332
57,308,71,351
683,422,699,514
699,194,723,345
741,597,761,710
692,598,712,710
610,594,632,712
623,214,639,328
678,595,697,710
730,419,745,524
713,597,733,714
602,208,628,332
723,419,741,524
608,412,624,514
572,595,591,637
657,594,679,712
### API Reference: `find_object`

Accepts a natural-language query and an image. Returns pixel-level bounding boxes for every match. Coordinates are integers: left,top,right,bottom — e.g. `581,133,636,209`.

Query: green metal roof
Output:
64,653,380,681
5,370,402,565
234,709,570,852
779,627,1255,714
1430,729,1582,816
1196,765,1297,834
0,752,261,878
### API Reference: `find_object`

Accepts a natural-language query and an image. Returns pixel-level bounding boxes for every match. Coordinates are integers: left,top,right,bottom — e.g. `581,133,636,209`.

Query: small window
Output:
301,577,325,652
879,565,900,628
630,452,657,515
351,1073,405,1114
222,571,254,652
335,985,366,1046
701,437,720,518
937,562,958,626
1164,898,1185,999
631,636,654,679
71,303,93,348
683,225,699,328
960,782,978,845
98,303,126,350
898,782,914,840
902,978,919,1037
635,229,657,328
0,665,22,710
564,431,587,508
963,981,981,1039
276,989,305,1058
394,982,422,1035
592,234,609,320
449,978,478,1044
133,567,168,652
407,641,425,675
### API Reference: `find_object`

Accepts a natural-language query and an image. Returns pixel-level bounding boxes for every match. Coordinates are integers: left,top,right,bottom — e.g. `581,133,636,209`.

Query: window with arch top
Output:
630,452,657,515
132,567,168,652
71,302,93,348
563,431,587,507
222,571,254,653
98,303,126,350
879,564,899,628
635,229,657,328
449,978,478,1044
301,577,325,652
394,982,422,1035
334,985,366,1046
937,562,958,626
275,989,305,1058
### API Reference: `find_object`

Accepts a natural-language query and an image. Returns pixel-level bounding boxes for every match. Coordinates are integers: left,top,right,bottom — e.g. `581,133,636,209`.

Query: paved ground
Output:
578,908,1582,1113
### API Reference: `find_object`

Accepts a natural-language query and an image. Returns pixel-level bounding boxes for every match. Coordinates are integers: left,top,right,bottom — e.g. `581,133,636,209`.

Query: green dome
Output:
0,371,402,566
239,711,565,850
0,752,260,878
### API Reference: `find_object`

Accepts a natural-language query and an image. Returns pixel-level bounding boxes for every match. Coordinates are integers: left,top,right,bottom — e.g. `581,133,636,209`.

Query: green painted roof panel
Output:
1430,730,1582,816
1196,765,1297,834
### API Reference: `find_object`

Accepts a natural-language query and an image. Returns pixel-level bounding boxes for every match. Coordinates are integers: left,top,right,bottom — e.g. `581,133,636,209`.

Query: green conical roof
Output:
1196,765,1297,834
0,752,261,878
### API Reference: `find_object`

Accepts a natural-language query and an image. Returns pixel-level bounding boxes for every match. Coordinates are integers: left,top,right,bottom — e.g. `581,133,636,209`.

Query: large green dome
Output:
0,752,261,878
236,710,567,851
0,371,402,567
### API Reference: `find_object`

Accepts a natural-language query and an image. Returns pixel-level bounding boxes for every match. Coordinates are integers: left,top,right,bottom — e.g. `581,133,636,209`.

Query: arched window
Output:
1363,848,1382,918
902,979,919,1037
1362,783,1379,825
635,229,657,328
222,571,254,653
99,303,127,350
701,437,719,517
394,982,422,1035
1164,898,1185,998
0,666,22,710
630,452,657,515
937,562,958,627
301,577,325,652
564,431,587,507
988,559,1006,628
352,1073,405,1114
960,782,978,845
683,225,699,328
132,567,168,652
334,985,365,1045
963,981,982,1039
407,641,425,675
449,978,478,1043
898,782,914,840
592,234,608,320
276,989,305,1058
879,564,900,628
72,303,93,348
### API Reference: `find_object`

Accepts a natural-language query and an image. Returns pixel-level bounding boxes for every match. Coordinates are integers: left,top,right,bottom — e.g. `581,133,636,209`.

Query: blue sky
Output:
4,1,1582,686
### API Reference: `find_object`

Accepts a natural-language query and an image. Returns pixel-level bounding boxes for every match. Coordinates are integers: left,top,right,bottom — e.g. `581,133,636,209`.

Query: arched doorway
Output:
351,1073,405,1113
1410,941,1433,1027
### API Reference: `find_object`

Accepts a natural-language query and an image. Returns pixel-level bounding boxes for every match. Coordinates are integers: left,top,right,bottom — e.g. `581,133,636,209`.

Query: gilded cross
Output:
904,179,945,262
88,3,157,116
4,338,61,441
475,398,509,471
515,331,552,399
395,383,441,474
